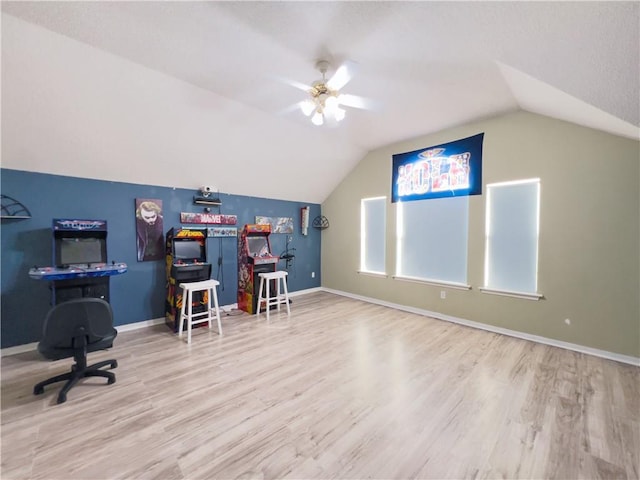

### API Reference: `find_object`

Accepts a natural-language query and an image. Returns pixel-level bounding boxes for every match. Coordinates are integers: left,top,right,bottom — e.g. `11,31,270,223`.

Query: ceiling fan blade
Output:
271,75,313,93
276,102,306,116
326,60,358,91
337,93,380,111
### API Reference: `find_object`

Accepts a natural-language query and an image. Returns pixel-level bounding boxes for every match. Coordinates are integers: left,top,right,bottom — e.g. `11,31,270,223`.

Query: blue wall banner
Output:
391,133,484,203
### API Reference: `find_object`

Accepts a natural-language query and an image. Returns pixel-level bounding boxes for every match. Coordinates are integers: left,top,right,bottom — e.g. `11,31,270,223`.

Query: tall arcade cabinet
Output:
164,227,212,332
237,224,279,314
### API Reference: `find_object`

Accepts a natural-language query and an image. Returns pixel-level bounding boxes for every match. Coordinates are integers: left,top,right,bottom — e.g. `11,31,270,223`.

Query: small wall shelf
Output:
312,215,329,229
1,194,32,219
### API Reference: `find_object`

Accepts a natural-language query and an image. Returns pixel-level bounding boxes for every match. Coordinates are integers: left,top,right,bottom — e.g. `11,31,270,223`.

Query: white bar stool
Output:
178,279,222,344
256,271,290,319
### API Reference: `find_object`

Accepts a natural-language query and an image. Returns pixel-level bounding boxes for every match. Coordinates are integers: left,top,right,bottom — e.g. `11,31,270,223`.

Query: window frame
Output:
394,196,471,289
480,178,543,300
359,196,387,276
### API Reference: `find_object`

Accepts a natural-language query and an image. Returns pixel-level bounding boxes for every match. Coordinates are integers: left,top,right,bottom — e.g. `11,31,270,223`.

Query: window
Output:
395,196,470,287
360,197,386,274
482,179,542,299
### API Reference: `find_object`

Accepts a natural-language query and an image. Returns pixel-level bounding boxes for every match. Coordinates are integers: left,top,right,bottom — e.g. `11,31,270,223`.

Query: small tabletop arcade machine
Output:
165,227,212,332
237,224,279,314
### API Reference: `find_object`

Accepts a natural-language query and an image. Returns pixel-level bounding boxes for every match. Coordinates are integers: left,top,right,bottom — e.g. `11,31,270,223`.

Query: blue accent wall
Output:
1,168,321,348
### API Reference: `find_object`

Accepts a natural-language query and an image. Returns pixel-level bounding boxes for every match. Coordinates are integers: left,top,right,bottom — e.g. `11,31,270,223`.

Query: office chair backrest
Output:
41,298,115,349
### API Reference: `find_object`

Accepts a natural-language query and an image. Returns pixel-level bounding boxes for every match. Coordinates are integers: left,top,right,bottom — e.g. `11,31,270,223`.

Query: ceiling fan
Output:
290,59,374,126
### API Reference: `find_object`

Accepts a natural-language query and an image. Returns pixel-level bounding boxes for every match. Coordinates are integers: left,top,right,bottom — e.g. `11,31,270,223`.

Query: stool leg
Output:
265,277,270,321
187,289,193,344
206,287,213,330
283,276,291,315
276,277,281,313
178,287,186,337
211,285,222,335
256,276,265,316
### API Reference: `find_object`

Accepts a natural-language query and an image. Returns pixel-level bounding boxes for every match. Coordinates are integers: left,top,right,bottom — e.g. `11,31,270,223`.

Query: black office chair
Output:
33,298,118,404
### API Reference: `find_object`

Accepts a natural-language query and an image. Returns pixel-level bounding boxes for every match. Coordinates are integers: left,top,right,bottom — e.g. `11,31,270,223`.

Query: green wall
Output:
322,111,639,358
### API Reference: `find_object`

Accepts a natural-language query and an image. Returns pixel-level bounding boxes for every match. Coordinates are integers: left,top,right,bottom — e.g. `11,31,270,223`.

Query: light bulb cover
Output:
300,99,315,116
334,107,346,122
311,111,324,126
324,95,338,115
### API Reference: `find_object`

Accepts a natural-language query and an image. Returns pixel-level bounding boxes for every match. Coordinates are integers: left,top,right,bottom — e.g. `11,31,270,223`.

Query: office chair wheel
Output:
34,385,44,395
57,393,67,404
108,376,116,385
110,360,118,369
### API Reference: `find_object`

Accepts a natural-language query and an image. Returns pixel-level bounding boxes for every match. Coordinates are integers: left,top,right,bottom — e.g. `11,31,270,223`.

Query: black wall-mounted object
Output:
193,195,222,206
312,215,329,229
1,194,31,219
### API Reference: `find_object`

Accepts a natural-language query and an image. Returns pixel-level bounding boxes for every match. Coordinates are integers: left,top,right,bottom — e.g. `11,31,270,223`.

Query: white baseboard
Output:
115,317,166,332
5,288,636,366
1,342,39,357
290,286,323,297
0,292,321,357
322,287,640,367
1,317,171,357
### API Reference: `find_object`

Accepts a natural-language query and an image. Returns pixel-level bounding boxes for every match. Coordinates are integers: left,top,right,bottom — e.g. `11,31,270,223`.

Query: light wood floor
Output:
1,291,638,480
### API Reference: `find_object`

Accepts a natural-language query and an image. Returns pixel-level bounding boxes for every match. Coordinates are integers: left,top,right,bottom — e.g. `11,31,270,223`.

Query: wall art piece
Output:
300,207,309,236
392,133,484,203
255,216,294,234
135,198,164,262
207,227,238,237
180,212,237,225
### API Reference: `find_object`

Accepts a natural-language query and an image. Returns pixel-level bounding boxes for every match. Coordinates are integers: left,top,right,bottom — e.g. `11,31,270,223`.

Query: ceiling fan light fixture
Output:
299,59,360,126
300,99,315,116
324,95,339,115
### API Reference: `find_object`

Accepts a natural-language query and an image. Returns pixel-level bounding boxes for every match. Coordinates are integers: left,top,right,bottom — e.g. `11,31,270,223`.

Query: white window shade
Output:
484,179,540,296
360,197,386,274
396,196,469,285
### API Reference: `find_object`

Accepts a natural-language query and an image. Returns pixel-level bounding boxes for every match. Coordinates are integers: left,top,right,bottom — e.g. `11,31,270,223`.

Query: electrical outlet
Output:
311,271,315,278
440,290,446,299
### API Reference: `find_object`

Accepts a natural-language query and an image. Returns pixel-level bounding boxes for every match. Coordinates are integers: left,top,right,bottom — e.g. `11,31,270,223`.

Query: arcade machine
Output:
165,227,212,332
237,224,279,314
28,219,128,304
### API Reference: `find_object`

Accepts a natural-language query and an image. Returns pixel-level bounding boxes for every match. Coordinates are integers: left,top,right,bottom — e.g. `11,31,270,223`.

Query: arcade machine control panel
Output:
29,262,128,281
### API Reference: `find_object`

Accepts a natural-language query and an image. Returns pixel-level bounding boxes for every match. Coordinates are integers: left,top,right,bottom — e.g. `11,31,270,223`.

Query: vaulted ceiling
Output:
2,1,638,203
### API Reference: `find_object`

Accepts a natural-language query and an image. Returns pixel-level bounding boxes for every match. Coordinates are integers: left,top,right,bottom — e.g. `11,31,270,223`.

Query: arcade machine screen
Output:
56,237,106,267
173,239,206,262
247,236,270,257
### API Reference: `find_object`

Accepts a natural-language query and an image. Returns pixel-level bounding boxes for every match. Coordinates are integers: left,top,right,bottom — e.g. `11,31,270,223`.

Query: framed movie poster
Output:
135,199,164,261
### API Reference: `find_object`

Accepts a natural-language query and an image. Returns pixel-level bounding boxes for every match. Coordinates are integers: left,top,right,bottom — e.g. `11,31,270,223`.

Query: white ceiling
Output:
2,1,638,203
